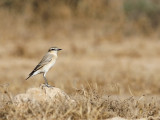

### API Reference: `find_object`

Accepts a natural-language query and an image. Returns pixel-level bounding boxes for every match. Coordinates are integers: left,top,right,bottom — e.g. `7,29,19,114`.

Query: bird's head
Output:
48,47,62,53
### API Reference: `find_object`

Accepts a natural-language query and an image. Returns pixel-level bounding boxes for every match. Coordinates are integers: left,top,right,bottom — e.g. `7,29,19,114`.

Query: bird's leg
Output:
43,74,53,87
43,74,49,86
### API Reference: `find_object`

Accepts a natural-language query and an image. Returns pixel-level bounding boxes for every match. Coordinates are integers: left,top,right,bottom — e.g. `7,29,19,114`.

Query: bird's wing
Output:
26,53,54,80
29,53,53,75
35,53,53,71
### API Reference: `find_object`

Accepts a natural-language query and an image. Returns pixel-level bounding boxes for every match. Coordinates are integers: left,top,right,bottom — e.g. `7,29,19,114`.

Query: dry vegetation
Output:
1,87,160,120
0,0,160,119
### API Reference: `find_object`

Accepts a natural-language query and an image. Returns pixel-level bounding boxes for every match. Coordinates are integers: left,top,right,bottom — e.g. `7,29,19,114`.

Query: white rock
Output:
13,84,76,106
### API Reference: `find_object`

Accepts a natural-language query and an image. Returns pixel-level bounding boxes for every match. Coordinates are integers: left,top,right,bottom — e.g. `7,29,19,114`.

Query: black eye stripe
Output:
51,48,56,50
49,48,58,51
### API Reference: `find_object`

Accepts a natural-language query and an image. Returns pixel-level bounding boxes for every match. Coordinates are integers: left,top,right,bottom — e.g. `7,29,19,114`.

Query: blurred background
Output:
0,0,160,96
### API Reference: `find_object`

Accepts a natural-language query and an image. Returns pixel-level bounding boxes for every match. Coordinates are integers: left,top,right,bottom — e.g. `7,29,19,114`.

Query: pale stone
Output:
13,84,76,106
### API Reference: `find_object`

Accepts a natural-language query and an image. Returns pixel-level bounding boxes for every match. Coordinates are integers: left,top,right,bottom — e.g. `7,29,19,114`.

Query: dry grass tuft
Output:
0,86,160,119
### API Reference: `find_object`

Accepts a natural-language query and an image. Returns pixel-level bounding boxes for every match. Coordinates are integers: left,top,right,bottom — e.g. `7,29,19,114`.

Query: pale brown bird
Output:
26,47,62,87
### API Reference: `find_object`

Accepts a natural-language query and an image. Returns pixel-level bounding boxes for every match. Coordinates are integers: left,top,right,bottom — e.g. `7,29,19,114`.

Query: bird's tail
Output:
26,71,35,80
26,75,31,80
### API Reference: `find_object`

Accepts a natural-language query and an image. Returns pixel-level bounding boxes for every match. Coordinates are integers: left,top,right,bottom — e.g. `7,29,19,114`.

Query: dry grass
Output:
0,0,160,119
1,86,160,120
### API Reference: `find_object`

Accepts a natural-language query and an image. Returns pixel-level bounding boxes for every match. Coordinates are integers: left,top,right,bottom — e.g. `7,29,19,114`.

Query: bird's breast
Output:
42,59,56,72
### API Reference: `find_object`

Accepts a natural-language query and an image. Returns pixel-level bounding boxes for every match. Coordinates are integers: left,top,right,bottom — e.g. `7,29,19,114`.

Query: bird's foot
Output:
45,83,54,88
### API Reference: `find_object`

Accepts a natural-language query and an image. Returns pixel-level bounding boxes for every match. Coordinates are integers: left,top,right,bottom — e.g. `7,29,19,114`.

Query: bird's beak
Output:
58,49,62,51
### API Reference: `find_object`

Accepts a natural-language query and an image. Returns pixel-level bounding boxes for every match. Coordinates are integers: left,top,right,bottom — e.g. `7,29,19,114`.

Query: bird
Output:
26,47,62,87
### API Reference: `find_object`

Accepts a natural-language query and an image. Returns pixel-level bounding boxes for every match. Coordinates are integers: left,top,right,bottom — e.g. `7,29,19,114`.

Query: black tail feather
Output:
26,71,35,80
26,75,31,80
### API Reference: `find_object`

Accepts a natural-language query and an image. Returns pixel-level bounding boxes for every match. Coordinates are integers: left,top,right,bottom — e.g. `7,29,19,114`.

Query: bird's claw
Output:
45,83,54,88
